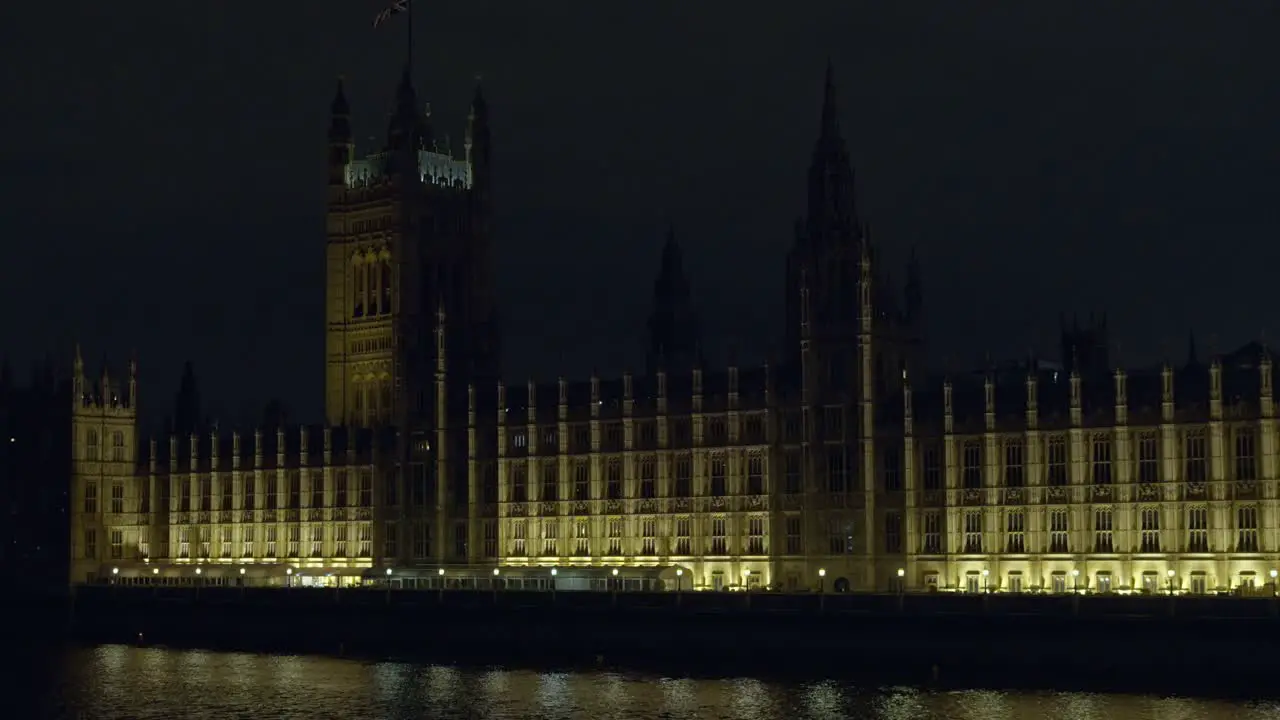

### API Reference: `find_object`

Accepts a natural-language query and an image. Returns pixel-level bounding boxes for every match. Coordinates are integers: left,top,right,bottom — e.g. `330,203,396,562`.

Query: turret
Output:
328,76,354,188
1024,370,1038,430
645,225,701,374
805,61,860,245
72,344,85,406
1209,357,1223,420
128,354,138,410
1262,348,1274,419
1114,368,1128,426
1161,364,1175,423
385,65,428,172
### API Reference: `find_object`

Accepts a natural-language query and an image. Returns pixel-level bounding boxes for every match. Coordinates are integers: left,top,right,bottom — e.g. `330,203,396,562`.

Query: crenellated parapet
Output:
140,424,396,477
495,365,776,424
71,345,136,415
908,344,1278,436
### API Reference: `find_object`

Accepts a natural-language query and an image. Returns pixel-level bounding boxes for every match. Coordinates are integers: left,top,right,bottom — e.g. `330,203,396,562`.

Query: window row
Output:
505,516,767,557
920,506,1262,555
504,455,768,502
920,429,1259,491
80,428,128,462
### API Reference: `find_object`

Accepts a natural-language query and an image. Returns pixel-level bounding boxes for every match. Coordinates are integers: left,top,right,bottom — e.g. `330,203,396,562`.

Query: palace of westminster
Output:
26,64,1280,597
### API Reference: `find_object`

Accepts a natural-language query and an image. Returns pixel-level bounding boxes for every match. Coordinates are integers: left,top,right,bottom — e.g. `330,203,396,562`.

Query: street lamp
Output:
675,567,683,592
1271,569,1278,597
1071,568,1080,593
742,567,751,591
1167,568,1176,596
982,568,990,593
112,567,119,576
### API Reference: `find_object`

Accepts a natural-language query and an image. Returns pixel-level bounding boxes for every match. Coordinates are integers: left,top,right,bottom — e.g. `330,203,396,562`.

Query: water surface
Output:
18,645,1280,719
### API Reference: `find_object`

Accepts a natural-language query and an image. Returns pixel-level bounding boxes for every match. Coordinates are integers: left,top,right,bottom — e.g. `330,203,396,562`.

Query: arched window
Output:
352,259,365,317
381,260,393,315
380,379,392,422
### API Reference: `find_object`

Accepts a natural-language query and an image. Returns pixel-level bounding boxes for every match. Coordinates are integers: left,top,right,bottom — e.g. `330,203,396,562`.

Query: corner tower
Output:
69,347,139,584
324,70,499,428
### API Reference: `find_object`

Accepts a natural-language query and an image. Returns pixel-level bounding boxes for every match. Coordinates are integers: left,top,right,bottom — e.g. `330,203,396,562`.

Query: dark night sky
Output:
1,1,1277,427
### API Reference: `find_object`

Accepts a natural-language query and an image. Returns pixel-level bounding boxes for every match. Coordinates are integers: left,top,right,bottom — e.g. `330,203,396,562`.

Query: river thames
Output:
16,644,1280,719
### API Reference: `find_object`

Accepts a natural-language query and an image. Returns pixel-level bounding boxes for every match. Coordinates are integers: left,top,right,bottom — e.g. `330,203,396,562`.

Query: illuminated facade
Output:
67,65,1280,596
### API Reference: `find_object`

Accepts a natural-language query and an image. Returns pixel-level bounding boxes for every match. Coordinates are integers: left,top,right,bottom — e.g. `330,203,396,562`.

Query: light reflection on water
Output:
18,645,1280,719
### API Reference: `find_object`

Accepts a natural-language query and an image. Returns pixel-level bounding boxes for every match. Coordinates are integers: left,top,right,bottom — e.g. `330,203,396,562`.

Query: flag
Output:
373,0,408,28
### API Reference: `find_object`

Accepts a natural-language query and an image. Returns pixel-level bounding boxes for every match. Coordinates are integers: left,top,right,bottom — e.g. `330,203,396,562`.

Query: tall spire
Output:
646,224,701,373
820,58,839,140
328,76,353,187
805,61,861,249
386,63,430,157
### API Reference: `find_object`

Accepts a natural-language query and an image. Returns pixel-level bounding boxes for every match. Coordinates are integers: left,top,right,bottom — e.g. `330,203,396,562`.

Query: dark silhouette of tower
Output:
645,225,702,373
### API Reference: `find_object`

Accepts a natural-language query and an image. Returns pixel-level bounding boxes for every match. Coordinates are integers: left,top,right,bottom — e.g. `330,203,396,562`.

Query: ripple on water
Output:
13,646,1277,720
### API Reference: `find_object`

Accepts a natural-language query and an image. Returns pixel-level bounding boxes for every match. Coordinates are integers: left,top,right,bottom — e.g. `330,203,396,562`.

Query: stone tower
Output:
68,347,139,584
323,69,499,430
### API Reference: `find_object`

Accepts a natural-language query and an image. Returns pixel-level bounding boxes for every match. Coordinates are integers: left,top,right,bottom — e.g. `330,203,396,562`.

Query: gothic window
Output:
1235,430,1258,481
1137,433,1159,483
1238,505,1259,552
783,450,801,494
882,446,901,492
380,259,392,315
1005,510,1025,553
1048,509,1068,553
1185,430,1207,483
922,446,942,491
1187,506,1208,552
573,462,590,501
922,512,942,554
352,259,365,317
826,448,847,493
640,457,657,499
541,463,558,502
961,441,982,490
1140,507,1160,552
1091,435,1113,485
1094,509,1114,553
606,459,623,500
1046,436,1068,486
1003,441,1024,488
710,456,727,496
510,464,527,503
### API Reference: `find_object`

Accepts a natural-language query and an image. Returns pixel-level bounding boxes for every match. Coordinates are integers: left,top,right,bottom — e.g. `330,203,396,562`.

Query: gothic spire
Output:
386,63,431,156
646,224,701,373
805,61,861,250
